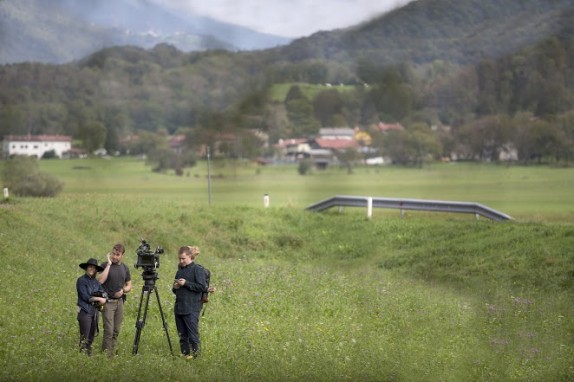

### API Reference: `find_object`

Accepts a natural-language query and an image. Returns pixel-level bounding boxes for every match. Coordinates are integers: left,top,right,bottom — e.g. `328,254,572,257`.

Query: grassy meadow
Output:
270,83,356,102
0,158,573,381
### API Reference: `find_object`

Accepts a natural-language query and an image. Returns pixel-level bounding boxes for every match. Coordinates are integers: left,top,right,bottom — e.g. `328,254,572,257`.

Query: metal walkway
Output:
306,195,512,221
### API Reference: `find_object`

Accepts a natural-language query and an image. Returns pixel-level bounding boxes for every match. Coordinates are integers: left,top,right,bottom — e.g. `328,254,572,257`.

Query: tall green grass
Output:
0,159,573,381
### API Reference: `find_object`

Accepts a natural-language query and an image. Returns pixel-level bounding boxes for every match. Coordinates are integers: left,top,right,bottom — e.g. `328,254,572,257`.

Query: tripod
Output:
132,270,173,355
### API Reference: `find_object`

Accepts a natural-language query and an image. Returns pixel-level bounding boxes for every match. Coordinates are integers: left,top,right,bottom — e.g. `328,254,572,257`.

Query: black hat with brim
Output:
79,258,104,272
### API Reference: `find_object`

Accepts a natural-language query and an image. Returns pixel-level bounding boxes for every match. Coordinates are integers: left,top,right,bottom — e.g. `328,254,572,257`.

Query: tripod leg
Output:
153,285,174,354
132,286,152,355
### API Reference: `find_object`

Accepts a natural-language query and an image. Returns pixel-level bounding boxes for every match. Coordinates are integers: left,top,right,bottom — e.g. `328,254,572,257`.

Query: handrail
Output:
306,195,512,221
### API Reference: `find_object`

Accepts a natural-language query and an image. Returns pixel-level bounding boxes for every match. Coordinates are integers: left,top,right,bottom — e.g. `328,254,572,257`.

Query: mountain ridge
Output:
275,0,574,66
0,0,292,64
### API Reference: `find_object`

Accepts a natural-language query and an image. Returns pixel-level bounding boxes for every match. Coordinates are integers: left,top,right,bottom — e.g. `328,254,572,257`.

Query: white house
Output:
274,138,311,161
2,135,72,159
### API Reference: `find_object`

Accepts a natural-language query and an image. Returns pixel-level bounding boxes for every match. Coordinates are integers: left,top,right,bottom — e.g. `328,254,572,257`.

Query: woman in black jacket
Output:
76,258,107,356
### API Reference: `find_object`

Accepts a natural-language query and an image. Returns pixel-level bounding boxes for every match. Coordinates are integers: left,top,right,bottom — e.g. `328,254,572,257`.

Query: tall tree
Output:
312,89,344,126
457,115,514,162
285,98,321,137
78,121,107,154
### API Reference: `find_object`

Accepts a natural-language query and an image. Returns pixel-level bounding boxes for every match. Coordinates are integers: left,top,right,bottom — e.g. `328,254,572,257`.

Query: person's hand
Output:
96,297,107,304
208,286,216,293
113,289,124,299
173,278,185,288
106,253,112,265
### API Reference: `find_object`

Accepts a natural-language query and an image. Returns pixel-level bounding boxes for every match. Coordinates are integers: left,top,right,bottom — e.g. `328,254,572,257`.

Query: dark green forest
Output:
1,0,574,165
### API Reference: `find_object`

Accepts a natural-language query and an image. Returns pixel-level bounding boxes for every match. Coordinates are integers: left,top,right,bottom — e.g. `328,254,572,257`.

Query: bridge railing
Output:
306,195,512,221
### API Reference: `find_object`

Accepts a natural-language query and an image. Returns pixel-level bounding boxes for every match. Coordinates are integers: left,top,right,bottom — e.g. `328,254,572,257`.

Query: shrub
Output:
1,156,64,197
297,159,312,175
41,150,57,159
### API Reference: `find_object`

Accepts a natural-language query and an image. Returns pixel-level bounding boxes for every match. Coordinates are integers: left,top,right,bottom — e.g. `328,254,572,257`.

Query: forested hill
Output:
276,0,574,66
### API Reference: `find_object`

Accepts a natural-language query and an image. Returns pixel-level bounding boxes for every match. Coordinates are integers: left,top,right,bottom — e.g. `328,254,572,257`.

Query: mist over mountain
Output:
0,0,292,64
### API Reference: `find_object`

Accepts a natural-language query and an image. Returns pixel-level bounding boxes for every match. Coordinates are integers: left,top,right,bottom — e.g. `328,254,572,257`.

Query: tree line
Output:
0,30,573,168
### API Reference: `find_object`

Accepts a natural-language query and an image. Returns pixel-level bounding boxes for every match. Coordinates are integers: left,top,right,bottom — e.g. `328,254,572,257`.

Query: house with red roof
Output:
169,134,187,155
310,137,359,151
377,122,404,133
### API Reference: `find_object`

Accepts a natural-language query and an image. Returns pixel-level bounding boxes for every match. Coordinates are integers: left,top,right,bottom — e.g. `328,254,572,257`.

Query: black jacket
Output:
172,262,208,314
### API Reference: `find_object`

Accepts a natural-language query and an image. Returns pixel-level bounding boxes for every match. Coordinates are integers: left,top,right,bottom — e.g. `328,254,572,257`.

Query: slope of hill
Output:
0,0,292,64
276,0,574,66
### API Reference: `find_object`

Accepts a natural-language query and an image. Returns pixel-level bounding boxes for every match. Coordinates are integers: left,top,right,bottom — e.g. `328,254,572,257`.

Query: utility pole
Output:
207,146,212,206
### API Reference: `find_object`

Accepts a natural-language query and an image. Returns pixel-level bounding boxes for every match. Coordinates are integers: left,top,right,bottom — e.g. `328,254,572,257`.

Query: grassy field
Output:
0,158,573,381
34,157,574,221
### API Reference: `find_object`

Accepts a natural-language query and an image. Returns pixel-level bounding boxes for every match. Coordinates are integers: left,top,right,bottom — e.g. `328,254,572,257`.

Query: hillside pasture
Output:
0,159,573,381
270,83,357,102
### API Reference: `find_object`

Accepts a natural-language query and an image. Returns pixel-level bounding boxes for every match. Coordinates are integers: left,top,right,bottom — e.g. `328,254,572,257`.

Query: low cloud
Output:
152,0,413,37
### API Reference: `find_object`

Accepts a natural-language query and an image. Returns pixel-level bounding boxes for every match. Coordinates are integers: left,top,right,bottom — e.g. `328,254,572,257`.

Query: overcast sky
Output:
152,0,415,38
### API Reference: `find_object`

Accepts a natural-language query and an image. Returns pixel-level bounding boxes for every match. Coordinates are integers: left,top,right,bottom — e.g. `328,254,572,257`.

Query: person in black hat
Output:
76,258,108,356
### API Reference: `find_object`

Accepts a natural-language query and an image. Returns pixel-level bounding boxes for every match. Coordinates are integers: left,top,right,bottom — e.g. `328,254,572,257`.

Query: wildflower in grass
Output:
518,331,537,339
490,338,511,347
486,303,497,313
511,296,533,305
522,347,541,359
255,321,270,334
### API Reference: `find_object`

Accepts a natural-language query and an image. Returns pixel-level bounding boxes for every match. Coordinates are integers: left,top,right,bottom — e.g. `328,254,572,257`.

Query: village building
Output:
318,127,355,139
377,122,404,133
274,128,364,168
2,134,72,159
274,138,311,161
169,134,187,156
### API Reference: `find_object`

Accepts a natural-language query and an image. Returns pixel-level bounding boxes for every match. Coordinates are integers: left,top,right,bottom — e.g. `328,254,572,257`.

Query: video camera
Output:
90,291,108,311
134,238,164,271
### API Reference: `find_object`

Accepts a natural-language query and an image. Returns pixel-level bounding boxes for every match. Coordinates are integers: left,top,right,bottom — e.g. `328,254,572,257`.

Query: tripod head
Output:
141,269,159,287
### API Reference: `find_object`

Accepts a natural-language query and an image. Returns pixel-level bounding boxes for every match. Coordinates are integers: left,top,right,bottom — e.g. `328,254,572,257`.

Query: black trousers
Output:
77,309,98,355
175,311,201,356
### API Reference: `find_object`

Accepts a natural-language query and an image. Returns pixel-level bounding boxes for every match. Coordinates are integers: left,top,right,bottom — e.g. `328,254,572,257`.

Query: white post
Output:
3,187,8,200
263,193,270,208
367,197,372,219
